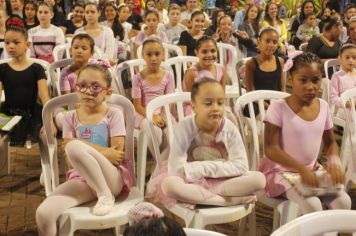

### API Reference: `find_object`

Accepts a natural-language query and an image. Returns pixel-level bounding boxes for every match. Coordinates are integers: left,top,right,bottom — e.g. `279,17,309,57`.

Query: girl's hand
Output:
128,29,139,39
101,149,125,166
153,114,165,128
327,165,345,185
236,30,249,39
300,168,319,187
212,29,220,41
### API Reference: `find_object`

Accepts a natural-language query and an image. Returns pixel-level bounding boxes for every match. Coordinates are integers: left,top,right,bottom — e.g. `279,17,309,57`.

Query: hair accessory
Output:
283,48,303,72
127,202,164,225
5,16,25,29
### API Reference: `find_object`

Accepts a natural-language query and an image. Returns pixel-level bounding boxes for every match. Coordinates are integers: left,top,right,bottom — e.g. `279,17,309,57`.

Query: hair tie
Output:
5,17,25,29
283,49,303,72
127,202,164,225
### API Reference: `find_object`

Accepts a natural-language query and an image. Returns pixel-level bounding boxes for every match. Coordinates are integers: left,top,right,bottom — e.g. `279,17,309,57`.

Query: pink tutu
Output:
66,162,134,194
146,161,230,207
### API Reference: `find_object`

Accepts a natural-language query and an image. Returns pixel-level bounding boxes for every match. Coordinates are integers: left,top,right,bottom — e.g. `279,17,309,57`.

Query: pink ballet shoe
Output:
92,195,115,216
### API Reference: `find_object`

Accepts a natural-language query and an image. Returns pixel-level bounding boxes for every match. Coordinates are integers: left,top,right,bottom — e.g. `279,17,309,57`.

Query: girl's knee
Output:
247,171,266,190
303,197,323,213
36,203,51,226
64,140,85,159
161,176,182,197
333,192,352,210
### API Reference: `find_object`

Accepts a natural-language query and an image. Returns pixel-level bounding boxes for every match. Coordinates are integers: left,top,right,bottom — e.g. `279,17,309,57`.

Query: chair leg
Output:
136,131,147,196
238,217,246,235
189,216,205,229
248,207,256,236
272,208,280,231
114,225,126,236
58,215,76,236
279,201,299,226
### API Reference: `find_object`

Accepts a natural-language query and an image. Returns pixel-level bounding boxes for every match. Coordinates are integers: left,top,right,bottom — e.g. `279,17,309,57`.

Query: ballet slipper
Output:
92,195,115,216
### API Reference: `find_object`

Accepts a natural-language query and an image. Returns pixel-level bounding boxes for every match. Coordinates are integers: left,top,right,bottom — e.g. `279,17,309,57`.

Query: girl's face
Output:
331,23,344,39
219,16,232,35
346,7,356,21
339,48,356,72
145,13,159,31
247,6,258,20
142,42,164,69
349,22,356,42
76,68,111,107
303,2,314,15
118,6,130,22
168,9,180,25
323,8,331,18
72,6,84,21
85,4,100,24
4,31,29,58
0,0,6,10
195,40,218,67
104,5,117,22
258,31,279,56
25,3,36,20
71,38,93,65
306,15,316,27
289,63,322,104
37,5,53,25
157,0,164,10
191,83,225,129
267,3,278,18
11,0,21,10
191,14,204,31
146,0,155,9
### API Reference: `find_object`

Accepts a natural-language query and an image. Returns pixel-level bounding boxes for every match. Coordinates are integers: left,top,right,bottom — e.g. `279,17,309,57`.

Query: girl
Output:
133,9,168,58
36,64,134,236
245,27,285,93
132,39,174,161
178,10,205,56
260,52,351,214
318,6,331,33
23,0,39,30
118,4,133,41
330,44,356,118
75,3,116,62
261,2,288,54
60,34,93,94
296,13,320,43
0,24,51,145
0,9,7,58
10,0,22,18
147,79,266,207
238,4,261,57
59,3,84,35
204,9,224,36
28,2,65,63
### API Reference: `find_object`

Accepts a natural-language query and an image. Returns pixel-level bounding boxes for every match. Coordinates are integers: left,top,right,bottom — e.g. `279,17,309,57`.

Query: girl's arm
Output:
38,79,51,105
179,45,187,56
278,57,285,92
296,25,305,41
330,74,344,108
59,26,67,35
133,43,140,59
221,66,227,89
133,98,146,117
245,58,256,92
183,69,198,92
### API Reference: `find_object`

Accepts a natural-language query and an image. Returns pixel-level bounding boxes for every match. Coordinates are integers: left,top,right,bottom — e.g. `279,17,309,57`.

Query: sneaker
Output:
92,195,115,216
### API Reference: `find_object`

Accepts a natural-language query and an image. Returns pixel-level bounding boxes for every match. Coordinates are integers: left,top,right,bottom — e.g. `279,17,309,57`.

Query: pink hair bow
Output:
127,202,164,225
283,49,303,72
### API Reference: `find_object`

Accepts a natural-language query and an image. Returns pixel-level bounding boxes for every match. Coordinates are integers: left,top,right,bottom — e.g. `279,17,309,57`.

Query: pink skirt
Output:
146,161,230,207
66,164,134,194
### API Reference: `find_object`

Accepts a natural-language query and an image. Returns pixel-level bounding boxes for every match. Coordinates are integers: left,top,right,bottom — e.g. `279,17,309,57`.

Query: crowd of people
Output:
0,0,354,235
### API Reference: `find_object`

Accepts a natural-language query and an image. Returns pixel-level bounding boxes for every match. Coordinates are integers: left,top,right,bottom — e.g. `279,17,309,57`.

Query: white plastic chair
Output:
49,58,73,96
235,57,251,95
324,59,340,81
136,42,183,60
41,93,144,235
235,90,299,232
146,92,255,234
184,228,227,236
271,210,356,236
53,43,104,62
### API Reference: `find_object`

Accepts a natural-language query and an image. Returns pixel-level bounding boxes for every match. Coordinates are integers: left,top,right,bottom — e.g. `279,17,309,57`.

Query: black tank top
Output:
253,55,281,91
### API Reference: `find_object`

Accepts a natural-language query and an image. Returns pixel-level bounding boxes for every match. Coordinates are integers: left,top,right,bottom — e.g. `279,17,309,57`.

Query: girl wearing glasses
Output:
36,63,134,236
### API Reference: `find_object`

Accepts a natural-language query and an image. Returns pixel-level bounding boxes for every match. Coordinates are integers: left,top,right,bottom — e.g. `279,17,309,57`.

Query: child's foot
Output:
92,195,115,216
39,172,44,186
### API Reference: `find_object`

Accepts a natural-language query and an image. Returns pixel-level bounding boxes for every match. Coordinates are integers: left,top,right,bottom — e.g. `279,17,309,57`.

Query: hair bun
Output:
6,16,25,29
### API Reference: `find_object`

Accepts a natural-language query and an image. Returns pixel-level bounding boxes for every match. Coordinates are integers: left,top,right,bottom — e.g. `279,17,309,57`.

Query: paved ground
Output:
0,139,355,236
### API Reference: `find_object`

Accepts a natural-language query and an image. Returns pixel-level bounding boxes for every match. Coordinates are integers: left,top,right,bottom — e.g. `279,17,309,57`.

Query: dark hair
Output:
5,26,28,40
104,2,124,40
78,64,112,86
191,78,223,102
258,26,278,38
145,0,156,9
38,2,54,13
304,12,316,21
5,16,27,39
142,38,163,53
71,33,95,53
144,8,159,19
84,2,99,12
23,1,39,25
210,8,224,32
3,0,12,17
323,13,342,31
340,43,356,55
243,4,261,34
72,2,85,11
318,6,331,20
118,4,129,14
264,2,282,25
195,35,217,51
190,9,205,21
345,3,356,14
123,216,186,236
289,52,322,74
299,0,315,23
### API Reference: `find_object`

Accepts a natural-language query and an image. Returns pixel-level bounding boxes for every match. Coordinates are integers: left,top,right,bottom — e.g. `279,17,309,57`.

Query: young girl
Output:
75,3,116,62
204,9,225,36
260,52,351,214
28,2,65,63
330,44,356,118
133,9,168,58
23,0,39,30
296,13,320,43
10,0,22,18
0,9,7,58
132,39,175,160
147,79,266,207
245,27,285,93
36,64,134,236
118,4,133,41
59,3,84,35
0,24,51,145
178,10,205,56
261,2,288,54
183,36,227,114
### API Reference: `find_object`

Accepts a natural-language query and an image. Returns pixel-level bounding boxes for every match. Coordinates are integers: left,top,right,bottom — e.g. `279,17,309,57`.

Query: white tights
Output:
161,171,266,206
286,188,351,214
36,140,123,236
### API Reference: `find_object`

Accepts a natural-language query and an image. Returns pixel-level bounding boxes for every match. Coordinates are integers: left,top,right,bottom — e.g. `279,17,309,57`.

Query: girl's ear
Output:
27,41,31,48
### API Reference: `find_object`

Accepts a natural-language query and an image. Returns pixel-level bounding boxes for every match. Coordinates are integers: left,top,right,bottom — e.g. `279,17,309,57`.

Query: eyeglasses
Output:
76,82,108,96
